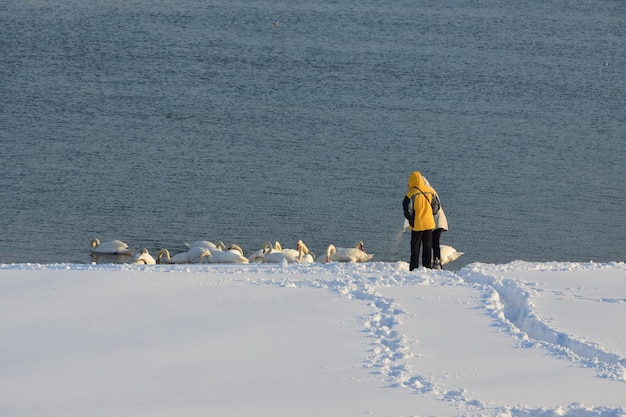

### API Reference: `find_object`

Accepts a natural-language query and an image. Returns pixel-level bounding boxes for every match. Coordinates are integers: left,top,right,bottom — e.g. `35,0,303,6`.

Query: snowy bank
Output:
1,261,625,416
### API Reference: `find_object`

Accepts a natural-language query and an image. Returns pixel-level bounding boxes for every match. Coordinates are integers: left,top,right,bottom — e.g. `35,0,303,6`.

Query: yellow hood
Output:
407,171,425,189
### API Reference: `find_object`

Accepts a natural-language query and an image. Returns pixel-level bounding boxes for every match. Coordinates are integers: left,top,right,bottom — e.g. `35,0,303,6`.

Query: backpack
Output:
431,194,440,216
411,187,440,216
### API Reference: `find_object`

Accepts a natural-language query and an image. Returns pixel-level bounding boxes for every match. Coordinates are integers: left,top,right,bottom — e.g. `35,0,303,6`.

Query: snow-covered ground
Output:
1,260,625,416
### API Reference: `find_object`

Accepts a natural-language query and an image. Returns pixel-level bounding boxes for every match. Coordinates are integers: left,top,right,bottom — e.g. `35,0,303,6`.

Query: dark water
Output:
1,0,625,267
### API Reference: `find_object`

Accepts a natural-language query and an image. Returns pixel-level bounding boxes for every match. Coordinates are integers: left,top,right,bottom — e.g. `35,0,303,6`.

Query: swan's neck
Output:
200,251,211,263
157,248,170,261
325,245,336,262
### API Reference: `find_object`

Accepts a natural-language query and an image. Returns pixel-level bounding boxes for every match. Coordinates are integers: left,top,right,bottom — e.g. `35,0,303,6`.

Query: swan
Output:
296,241,315,263
264,241,309,263
324,242,374,263
227,243,245,255
257,241,284,262
279,241,303,259
248,242,285,263
157,248,193,264
185,240,226,251
248,242,272,263
440,245,464,265
268,241,313,261
205,247,249,264
133,248,156,265
90,238,131,254
187,246,212,263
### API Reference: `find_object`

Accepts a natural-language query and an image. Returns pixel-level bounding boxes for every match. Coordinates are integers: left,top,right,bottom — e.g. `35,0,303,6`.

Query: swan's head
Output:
229,243,244,255
355,241,365,252
296,240,308,252
325,244,336,262
90,238,100,248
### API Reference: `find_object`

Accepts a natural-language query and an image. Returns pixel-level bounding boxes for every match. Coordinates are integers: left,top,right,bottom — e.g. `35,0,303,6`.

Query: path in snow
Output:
284,261,626,415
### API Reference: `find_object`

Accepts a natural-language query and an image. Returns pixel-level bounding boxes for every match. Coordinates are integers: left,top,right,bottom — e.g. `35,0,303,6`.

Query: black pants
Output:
432,228,444,261
410,229,433,271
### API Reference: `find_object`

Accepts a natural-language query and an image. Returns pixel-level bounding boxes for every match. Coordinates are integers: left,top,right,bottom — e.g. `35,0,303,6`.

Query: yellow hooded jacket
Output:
403,171,437,232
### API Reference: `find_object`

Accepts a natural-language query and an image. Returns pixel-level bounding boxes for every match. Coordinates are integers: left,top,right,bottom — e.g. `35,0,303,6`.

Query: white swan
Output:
257,242,284,261
264,241,309,263
279,241,303,259
157,248,194,264
187,246,212,263
90,238,131,254
260,241,282,263
205,247,249,264
440,245,464,265
133,248,156,265
324,242,374,263
247,242,272,263
227,243,245,255
296,241,315,263
185,240,226,251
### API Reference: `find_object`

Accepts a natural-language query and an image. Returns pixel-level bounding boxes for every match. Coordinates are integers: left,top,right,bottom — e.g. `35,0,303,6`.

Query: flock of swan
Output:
90,238,378,265
90,237,464,266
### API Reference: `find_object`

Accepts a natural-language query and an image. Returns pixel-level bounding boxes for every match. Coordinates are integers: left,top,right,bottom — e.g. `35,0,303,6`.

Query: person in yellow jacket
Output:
402,171,439,270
